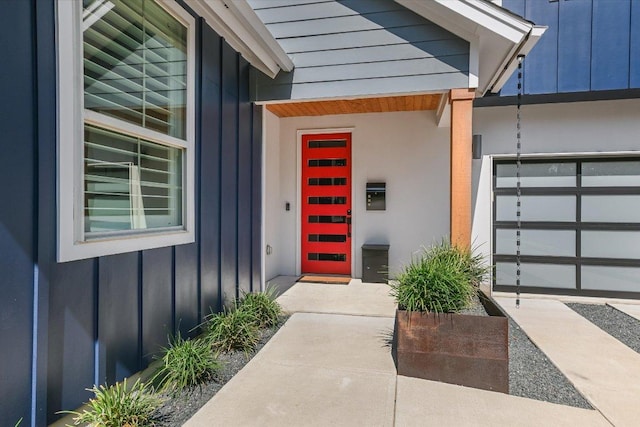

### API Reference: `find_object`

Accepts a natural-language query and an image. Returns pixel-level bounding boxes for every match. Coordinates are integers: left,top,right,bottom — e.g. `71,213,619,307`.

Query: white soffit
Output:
395,0,546,95
184,0,293,78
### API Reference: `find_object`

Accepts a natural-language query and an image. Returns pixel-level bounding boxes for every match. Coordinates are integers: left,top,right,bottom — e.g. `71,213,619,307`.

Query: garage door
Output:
493,157,640,298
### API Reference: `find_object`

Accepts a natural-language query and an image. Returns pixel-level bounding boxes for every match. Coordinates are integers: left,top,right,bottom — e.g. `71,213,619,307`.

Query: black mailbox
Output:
366,182,386,210
362,244,389,283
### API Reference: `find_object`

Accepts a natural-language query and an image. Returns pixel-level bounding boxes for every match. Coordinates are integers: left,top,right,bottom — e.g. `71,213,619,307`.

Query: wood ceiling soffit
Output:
265,94,442,118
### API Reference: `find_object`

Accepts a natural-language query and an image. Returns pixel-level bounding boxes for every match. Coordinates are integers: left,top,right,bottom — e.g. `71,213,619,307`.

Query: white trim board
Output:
56,0,197,262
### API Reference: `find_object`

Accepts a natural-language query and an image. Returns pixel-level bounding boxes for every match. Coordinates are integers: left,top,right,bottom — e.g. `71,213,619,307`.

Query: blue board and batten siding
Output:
249,0,470,101
0,0,263,424
0,0,37,424
500,0,640,97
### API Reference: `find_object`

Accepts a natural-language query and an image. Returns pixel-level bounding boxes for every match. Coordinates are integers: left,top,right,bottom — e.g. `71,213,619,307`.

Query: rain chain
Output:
516,55,524,309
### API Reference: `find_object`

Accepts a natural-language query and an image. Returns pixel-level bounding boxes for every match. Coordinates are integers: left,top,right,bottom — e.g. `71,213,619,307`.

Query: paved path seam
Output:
283,309,396,318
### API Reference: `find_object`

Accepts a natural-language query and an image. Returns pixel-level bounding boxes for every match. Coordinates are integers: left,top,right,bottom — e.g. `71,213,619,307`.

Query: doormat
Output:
298,275,351,285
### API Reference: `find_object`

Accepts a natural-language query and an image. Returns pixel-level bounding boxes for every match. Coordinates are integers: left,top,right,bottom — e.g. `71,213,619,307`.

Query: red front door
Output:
301,132,352,275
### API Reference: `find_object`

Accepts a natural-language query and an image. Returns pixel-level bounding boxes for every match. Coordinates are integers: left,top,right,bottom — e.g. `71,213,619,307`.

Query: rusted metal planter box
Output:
392,291,509,393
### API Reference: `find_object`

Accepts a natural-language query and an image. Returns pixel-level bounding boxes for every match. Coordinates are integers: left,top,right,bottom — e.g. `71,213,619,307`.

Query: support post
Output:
449,88,475,248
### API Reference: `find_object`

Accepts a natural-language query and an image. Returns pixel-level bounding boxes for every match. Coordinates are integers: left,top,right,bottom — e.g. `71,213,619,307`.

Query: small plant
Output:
154,334,221,394
390,240,488,313
204,306,259,354
238,287,282,328
61,378,162,427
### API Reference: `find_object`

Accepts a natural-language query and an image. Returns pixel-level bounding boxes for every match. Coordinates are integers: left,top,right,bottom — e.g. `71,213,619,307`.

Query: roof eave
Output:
395,0,545,96
487,25,547,93
184,0,293,78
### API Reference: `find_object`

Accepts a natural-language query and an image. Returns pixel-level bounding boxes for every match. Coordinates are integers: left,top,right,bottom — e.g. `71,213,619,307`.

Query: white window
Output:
57,0,196,261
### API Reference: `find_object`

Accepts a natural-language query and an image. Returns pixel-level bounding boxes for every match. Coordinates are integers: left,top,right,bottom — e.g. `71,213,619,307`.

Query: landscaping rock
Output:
508,319,591,408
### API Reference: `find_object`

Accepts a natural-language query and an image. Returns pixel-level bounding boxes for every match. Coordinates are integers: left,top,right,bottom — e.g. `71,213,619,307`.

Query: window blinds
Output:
84,125,183,233
83,0,187,139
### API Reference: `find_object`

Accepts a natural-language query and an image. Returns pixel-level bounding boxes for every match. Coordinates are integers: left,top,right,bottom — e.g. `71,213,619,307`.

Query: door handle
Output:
346,209,352,238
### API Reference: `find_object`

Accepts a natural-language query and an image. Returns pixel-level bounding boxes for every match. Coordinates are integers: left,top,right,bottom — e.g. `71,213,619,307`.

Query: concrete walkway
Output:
276,279,397,318
496,297,640,427
185,282,613,426
185,312,396,426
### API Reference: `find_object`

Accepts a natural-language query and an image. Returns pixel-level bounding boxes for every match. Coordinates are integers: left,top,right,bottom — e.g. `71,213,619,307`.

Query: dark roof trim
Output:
474,88,640,107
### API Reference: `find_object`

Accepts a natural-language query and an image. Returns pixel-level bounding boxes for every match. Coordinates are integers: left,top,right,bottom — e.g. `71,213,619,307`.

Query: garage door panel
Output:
495,262,576,289
495,229,575,257
496,162,576,188
496,195,576,222
582,265,640,292
493,157,640,297
582,195,640,222
582,160,640,187
582,231,640,259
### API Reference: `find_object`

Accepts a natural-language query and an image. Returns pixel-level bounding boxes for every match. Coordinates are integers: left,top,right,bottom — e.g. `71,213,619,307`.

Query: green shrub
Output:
62,378,162,427
204,306,259,354
238,287,282,328
390,240,488,313
154,334,221,393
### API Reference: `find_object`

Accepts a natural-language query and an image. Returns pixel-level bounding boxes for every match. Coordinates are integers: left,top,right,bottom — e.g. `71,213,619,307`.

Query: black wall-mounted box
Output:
366,182,386,210
362,244,390,283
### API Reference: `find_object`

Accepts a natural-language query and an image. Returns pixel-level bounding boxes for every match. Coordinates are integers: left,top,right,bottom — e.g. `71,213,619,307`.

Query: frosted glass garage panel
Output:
496,195,576,222
581,196,640,223
582,231,640,259
582,266,640,292
496,229,575,257
496,263,575,288
582,161,640,187
496,163,576,188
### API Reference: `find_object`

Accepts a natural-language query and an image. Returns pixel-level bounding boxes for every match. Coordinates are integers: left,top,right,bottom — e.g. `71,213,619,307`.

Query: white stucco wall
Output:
263,110,451,279
264,109,282,281
471,98,640,265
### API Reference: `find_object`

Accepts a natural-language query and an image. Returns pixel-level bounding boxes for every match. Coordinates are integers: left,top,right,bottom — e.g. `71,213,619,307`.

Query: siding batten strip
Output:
236,52,241,301
30,0,41,422
137,251,143,370
171,247,176,335
30,263,39,427
196,17,203,325
94,258,100,387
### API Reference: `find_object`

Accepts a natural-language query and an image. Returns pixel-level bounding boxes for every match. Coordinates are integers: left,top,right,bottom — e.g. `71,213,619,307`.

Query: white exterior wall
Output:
264,109,282,281
471,98,640,267
263,110,451,279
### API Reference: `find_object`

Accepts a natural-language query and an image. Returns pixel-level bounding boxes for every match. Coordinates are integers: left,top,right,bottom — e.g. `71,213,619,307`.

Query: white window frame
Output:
56,0,196,262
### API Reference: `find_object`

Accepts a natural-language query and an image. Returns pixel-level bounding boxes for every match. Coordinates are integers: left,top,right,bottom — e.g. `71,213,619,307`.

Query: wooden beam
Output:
449,88,475,248
435,93,450,128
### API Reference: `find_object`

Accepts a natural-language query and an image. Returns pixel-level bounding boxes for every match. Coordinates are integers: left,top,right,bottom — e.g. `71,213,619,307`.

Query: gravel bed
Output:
459,293,489,316
567,303,640,353
508,318,591,408
463,294,592,408
154,316,289,427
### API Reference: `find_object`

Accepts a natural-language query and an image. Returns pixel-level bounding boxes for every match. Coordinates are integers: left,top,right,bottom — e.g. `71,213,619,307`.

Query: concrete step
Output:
276,281,397,318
